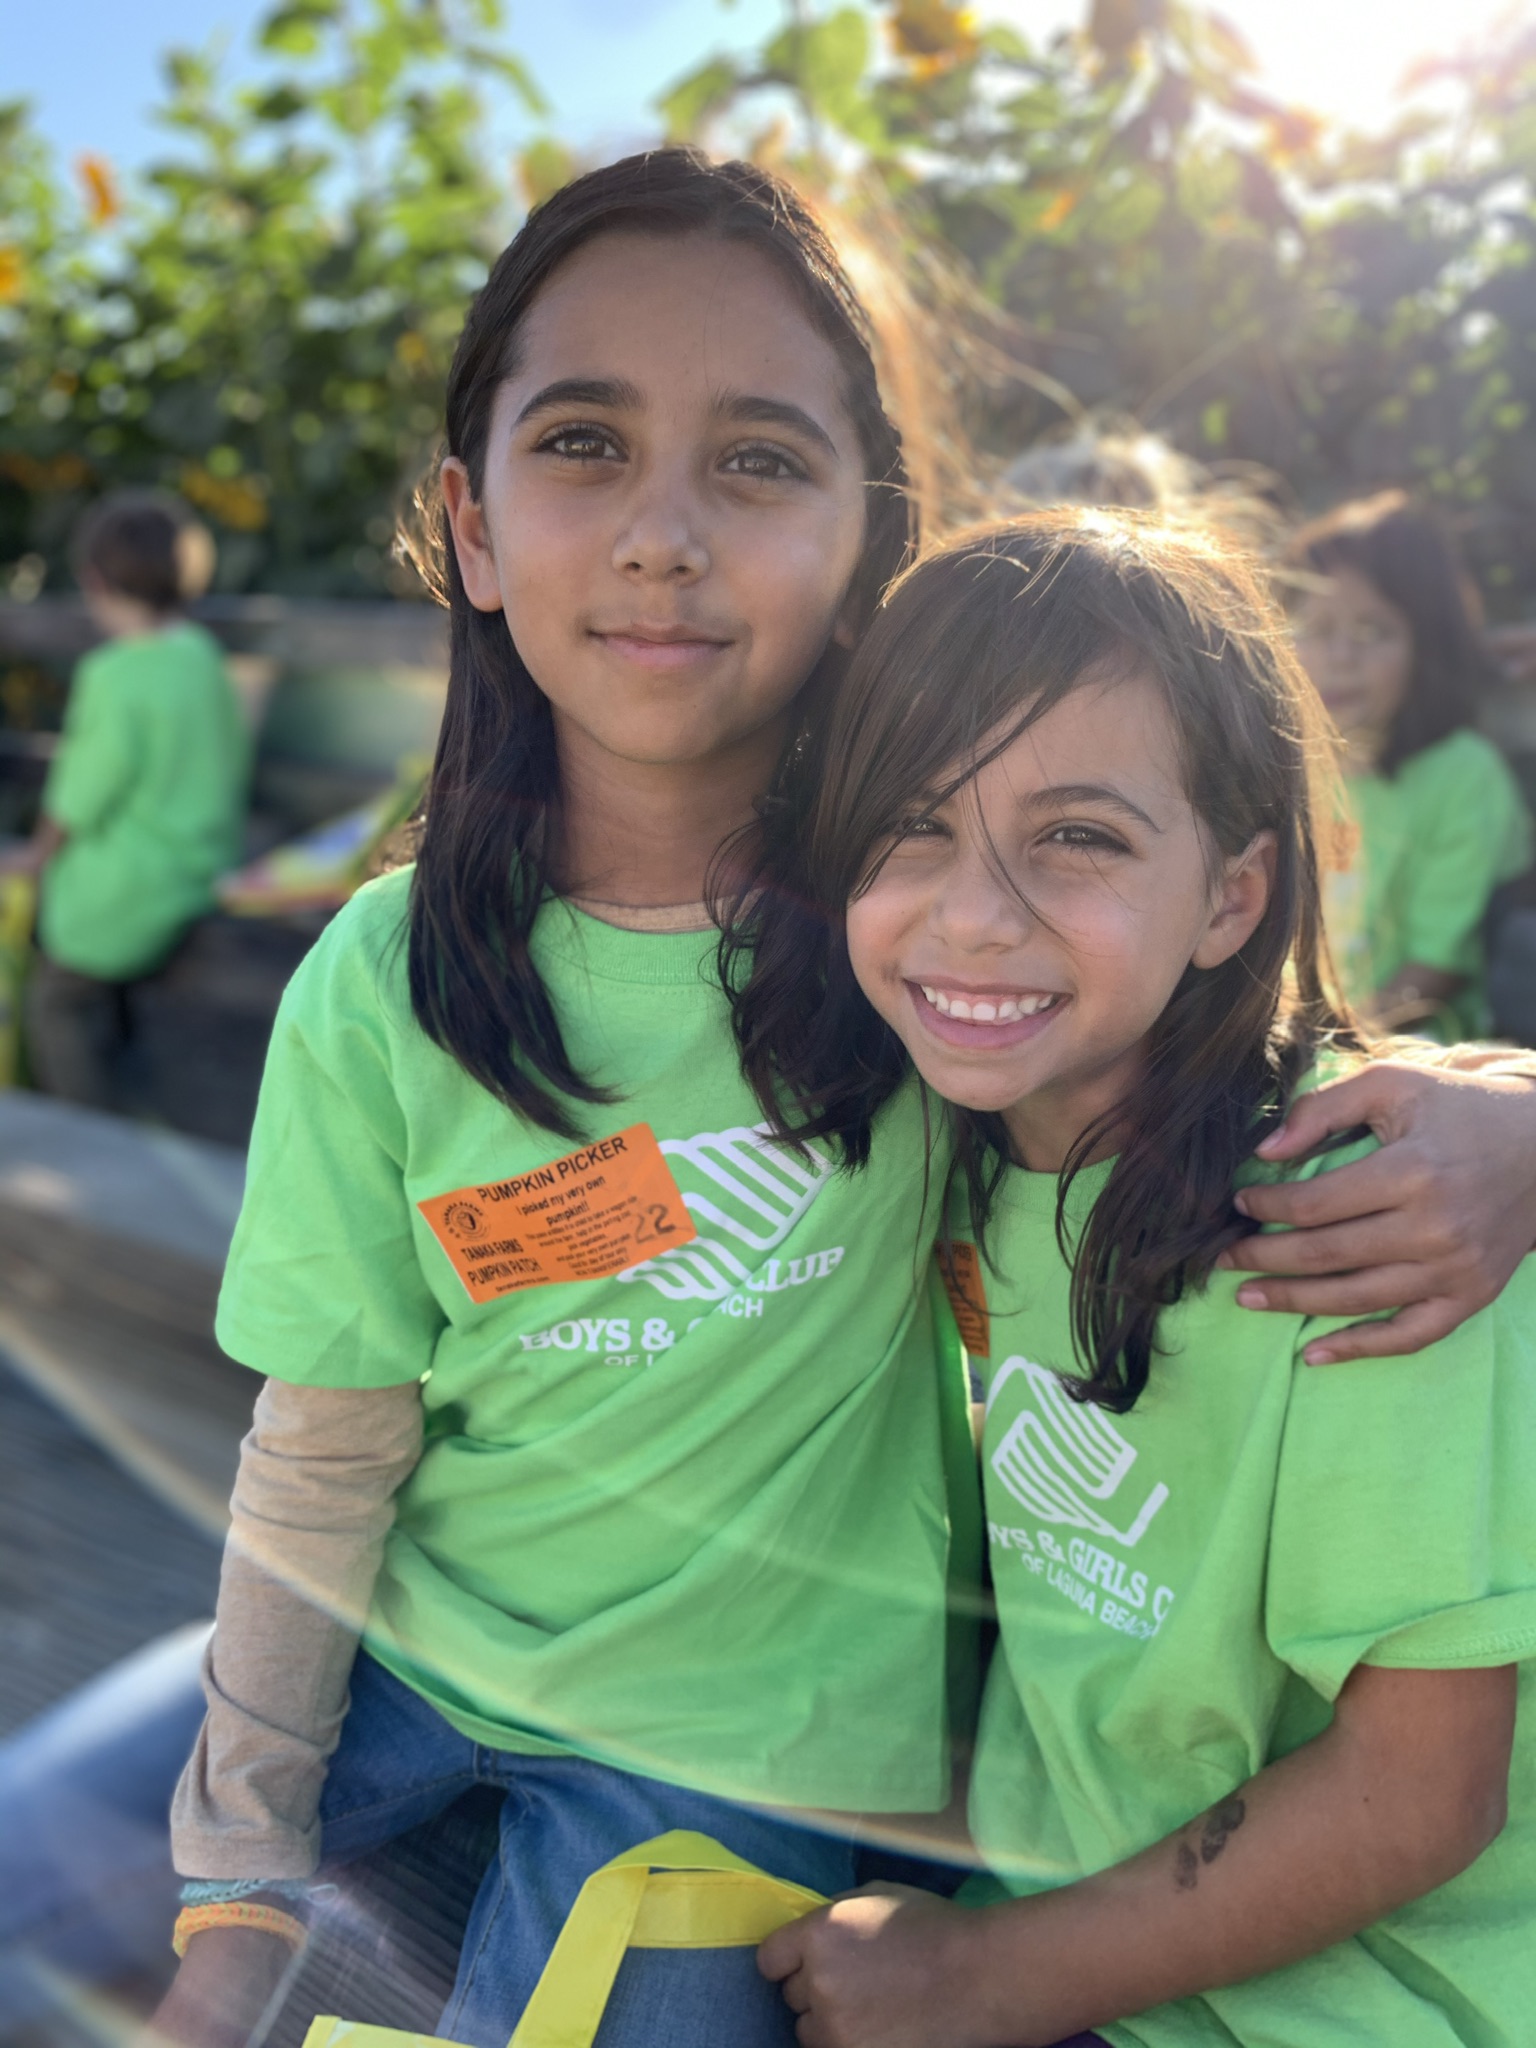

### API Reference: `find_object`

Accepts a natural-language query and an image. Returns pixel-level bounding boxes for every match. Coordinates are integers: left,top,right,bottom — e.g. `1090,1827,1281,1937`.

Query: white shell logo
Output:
617,1123,832,1302
987,1356,1169,1549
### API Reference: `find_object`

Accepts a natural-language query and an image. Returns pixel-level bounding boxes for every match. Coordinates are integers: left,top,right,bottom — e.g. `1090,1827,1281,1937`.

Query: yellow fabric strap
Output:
298,1832,824,2048
507,1829,825,2048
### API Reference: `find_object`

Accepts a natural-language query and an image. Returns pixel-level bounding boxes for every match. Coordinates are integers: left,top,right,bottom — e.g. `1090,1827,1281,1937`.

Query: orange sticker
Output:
938,1241,990,1357
418,1122,697,1303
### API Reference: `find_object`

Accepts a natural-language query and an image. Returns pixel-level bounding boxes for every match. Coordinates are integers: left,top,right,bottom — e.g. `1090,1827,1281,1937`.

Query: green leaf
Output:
656,56,741,141
518,137,574,208
258,0,340,56
250,84,308,122
765,7,870,114
1200,397,1229,445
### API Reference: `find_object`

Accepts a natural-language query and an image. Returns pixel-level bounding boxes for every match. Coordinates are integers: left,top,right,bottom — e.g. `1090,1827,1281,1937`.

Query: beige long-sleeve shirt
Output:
170,1377,423,1878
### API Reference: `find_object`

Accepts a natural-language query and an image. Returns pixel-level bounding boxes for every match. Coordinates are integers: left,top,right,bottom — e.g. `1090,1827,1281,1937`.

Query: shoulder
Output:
1235,1052,1379,1201
173,621,229,668
279,865,416,1049
74,637,134,692
1400,728,1522,804
156,623,231,689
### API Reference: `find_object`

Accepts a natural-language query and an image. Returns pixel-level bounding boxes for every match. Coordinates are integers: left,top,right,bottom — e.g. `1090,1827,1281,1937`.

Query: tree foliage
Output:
668,0,1536,608
9,2,1536,608
0,0,558,597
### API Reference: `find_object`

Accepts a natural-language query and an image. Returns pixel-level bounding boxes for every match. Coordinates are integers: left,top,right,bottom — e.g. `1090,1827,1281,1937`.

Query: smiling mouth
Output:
906,979,1067,1049
919,983,1062,1024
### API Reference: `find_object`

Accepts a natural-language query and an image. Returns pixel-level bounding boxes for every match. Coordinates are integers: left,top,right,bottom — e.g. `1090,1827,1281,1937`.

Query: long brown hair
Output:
726,511,1358,1410
409,148,914,1137
1288,490,1498,776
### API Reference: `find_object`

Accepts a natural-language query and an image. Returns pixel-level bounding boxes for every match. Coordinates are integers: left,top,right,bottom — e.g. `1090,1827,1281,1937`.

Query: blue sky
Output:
4,0,782,174
7,0,1530,181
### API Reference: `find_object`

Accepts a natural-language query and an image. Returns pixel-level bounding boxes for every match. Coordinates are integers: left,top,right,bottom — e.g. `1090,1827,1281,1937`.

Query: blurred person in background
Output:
1002,416,1209,513
1000,414,1285,559
1289,491,1533,1039
0,490,249,1109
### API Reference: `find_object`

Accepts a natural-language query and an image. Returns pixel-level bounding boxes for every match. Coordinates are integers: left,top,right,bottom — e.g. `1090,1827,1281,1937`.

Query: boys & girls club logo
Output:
986,1356,1169,1549
619,1123,833,1303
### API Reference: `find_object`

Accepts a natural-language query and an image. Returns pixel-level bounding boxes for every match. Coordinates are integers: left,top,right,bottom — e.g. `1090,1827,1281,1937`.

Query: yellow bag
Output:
0,873,36,1091
301,1830,824,2048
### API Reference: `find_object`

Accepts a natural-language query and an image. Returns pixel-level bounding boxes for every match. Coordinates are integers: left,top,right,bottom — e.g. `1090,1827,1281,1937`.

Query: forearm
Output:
1368,962,1465,1029
170,1376,423,1878
2,815,66,875
1434,1042,1536,1079
960,1670,1512,2045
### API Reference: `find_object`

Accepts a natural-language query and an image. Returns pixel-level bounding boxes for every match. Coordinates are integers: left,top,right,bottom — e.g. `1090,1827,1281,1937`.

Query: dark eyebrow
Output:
1028,782,1163,833
711,390,840,458
514,376,643,425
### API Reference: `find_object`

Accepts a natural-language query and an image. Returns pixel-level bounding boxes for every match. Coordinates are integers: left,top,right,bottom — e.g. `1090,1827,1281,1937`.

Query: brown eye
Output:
1047,823,1125,853
539,424,620,463
722,442,807,483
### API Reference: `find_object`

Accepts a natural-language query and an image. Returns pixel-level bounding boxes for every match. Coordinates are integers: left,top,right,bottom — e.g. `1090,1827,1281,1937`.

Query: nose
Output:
612,462,710,585
931,842,1034,953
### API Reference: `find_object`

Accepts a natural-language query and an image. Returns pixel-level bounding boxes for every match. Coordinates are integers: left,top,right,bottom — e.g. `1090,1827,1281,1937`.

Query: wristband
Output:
179,1876,315,1907
172,1900,309,1958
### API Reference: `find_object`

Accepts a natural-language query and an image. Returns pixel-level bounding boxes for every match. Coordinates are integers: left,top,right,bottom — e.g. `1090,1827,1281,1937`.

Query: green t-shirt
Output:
41,622,249,979
1324,728,1532,1038
217,867,979,1812
966,1147,1536,2047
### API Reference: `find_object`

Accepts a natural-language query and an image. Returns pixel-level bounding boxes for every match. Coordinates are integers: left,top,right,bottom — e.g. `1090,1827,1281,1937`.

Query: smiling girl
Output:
755,514,1536,2048
18,153,1536,2048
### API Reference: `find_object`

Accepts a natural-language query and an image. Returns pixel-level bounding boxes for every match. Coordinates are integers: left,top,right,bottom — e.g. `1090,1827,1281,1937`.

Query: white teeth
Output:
921,985,1060,1022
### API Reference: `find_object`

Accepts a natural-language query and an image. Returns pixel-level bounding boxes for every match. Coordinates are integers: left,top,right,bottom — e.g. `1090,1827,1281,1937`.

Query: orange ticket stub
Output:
418,1122,697,1304
938,1240,990,1357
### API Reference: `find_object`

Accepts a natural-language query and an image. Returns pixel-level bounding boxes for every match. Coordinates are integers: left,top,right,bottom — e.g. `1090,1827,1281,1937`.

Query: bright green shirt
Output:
217,867,979,1812
41,622,249,979
967,1147,1536,2047
1324,728,1532,1038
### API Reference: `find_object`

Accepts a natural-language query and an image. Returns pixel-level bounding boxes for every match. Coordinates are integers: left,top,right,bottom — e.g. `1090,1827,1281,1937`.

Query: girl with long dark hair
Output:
1290,491,1532,1038
756,514,1535,2047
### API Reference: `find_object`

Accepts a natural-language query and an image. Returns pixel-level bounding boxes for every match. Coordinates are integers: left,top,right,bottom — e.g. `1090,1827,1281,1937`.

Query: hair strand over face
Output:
724,510,1361,1409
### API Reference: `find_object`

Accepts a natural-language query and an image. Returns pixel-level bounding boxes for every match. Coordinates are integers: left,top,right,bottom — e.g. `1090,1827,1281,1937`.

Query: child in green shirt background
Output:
1288,489,1532,1039
0,490,250,1110
750,514,1535,2046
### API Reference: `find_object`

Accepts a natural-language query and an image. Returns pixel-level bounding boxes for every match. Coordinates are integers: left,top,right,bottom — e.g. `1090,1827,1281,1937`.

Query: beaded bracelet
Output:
172,1900,309,1959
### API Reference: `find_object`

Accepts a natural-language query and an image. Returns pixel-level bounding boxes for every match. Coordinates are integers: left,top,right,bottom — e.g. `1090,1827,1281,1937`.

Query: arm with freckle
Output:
1218,1052,1536,1362
758,1663,1517,2048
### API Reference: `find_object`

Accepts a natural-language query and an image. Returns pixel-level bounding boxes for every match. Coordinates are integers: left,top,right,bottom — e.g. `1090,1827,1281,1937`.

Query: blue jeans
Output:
0,1632,913,2045
315,1652,867,2047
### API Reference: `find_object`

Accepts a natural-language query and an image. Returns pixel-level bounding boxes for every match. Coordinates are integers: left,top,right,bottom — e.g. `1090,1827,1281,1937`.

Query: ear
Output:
440,456,504,613
1191,830,1277,970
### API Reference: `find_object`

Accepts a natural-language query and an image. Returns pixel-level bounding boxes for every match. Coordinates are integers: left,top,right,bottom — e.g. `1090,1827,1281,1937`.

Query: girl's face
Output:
442,231,869,777
843,672,1275,1170
1292,565,1413,753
